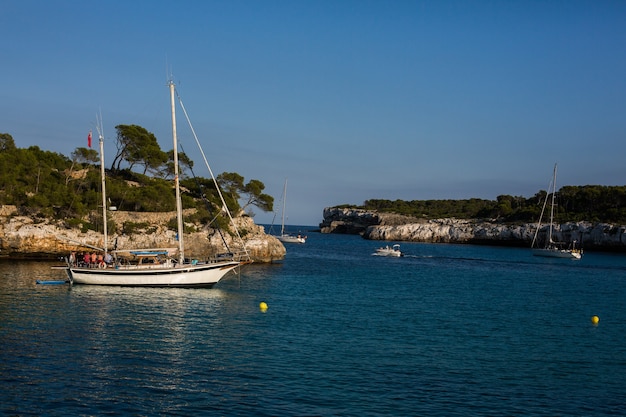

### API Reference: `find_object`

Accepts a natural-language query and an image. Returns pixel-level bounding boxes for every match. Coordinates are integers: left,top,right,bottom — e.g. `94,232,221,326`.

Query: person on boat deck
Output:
83,252,91,266
90,252,97,267
97,253,104,266
104,252,113,265
69,251,76,266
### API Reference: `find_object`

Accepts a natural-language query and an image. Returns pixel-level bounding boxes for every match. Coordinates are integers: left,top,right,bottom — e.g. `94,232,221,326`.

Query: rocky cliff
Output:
319,207,418,234
320,207,626,251
0,205,285,262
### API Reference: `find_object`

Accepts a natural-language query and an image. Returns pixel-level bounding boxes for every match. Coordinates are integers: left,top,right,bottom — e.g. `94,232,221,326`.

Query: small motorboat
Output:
373,244,403,257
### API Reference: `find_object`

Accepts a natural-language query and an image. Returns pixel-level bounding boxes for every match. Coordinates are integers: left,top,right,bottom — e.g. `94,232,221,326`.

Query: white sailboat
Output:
65,80,250,287
275,179,306,244
531,164,582,260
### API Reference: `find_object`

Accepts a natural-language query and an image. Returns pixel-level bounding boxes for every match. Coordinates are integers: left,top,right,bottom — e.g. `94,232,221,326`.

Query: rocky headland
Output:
320,207,626,252
0,205,285,262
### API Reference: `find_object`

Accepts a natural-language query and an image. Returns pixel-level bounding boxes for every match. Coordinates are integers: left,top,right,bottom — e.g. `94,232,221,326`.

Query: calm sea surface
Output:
2,230,626,416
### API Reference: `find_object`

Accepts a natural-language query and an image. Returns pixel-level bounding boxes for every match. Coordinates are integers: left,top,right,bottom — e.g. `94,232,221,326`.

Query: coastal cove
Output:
320,207,626,253
3,230,626,415
4,204,626,261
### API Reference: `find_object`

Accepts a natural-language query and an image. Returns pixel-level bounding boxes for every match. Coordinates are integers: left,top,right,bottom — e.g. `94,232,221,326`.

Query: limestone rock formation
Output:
320,206,626,251
319,207,417,234
0,205,285,262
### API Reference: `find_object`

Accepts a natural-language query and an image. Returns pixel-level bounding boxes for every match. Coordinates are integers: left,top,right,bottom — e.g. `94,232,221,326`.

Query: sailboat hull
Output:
277,234,306,244
532,248,582,260
66,261,240,287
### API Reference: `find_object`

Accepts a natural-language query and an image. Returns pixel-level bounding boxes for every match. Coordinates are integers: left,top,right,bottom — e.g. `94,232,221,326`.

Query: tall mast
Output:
96,114,108,255
548,163,557,244
169,79,185,263
281,178,287,235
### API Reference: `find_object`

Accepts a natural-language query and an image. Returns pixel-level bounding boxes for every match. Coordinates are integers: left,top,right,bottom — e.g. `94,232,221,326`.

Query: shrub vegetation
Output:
340,186,626,224
0,131,274,232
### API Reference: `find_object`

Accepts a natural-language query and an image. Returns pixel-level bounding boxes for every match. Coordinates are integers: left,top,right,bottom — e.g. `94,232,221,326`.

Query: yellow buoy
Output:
259,302,268,312
591,315,599,325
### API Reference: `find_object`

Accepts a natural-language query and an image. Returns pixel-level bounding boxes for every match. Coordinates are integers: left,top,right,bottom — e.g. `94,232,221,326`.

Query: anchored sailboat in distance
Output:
65,79,250,287
531,163,582,260
274,178,306,244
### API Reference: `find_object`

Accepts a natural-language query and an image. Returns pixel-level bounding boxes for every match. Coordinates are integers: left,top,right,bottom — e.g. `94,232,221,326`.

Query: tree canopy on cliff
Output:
110,124,169,175
0,131,274,229
342,185,626,224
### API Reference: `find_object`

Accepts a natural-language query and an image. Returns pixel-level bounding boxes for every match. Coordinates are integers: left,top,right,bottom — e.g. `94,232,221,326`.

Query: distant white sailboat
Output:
274,179,306,244
65,79,250,287
531,164,582,260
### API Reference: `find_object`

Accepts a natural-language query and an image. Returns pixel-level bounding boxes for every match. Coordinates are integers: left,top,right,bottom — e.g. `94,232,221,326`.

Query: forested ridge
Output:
0,131,273,233
3,130,626,229
339,185,626,225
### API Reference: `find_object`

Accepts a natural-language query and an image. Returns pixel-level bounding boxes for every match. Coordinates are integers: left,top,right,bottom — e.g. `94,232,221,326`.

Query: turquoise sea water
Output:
2,231,626,416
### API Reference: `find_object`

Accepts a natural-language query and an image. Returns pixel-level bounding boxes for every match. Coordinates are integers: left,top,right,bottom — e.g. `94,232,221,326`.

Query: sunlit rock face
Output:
320,206,626,251
0,206,285,262
319,207,417,235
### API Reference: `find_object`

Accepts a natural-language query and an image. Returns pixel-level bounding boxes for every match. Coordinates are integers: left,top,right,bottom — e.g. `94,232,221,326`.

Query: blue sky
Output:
2,1,625,226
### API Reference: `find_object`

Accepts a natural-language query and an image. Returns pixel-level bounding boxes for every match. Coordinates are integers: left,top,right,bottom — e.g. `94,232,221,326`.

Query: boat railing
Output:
208,250,251,263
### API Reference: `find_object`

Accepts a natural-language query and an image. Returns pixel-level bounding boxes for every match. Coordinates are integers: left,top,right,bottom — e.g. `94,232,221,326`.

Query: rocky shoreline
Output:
0,205,285,262
320,207,626,252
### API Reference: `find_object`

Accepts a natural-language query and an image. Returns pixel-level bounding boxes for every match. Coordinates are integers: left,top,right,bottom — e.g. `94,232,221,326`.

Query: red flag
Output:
88,131,92,148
